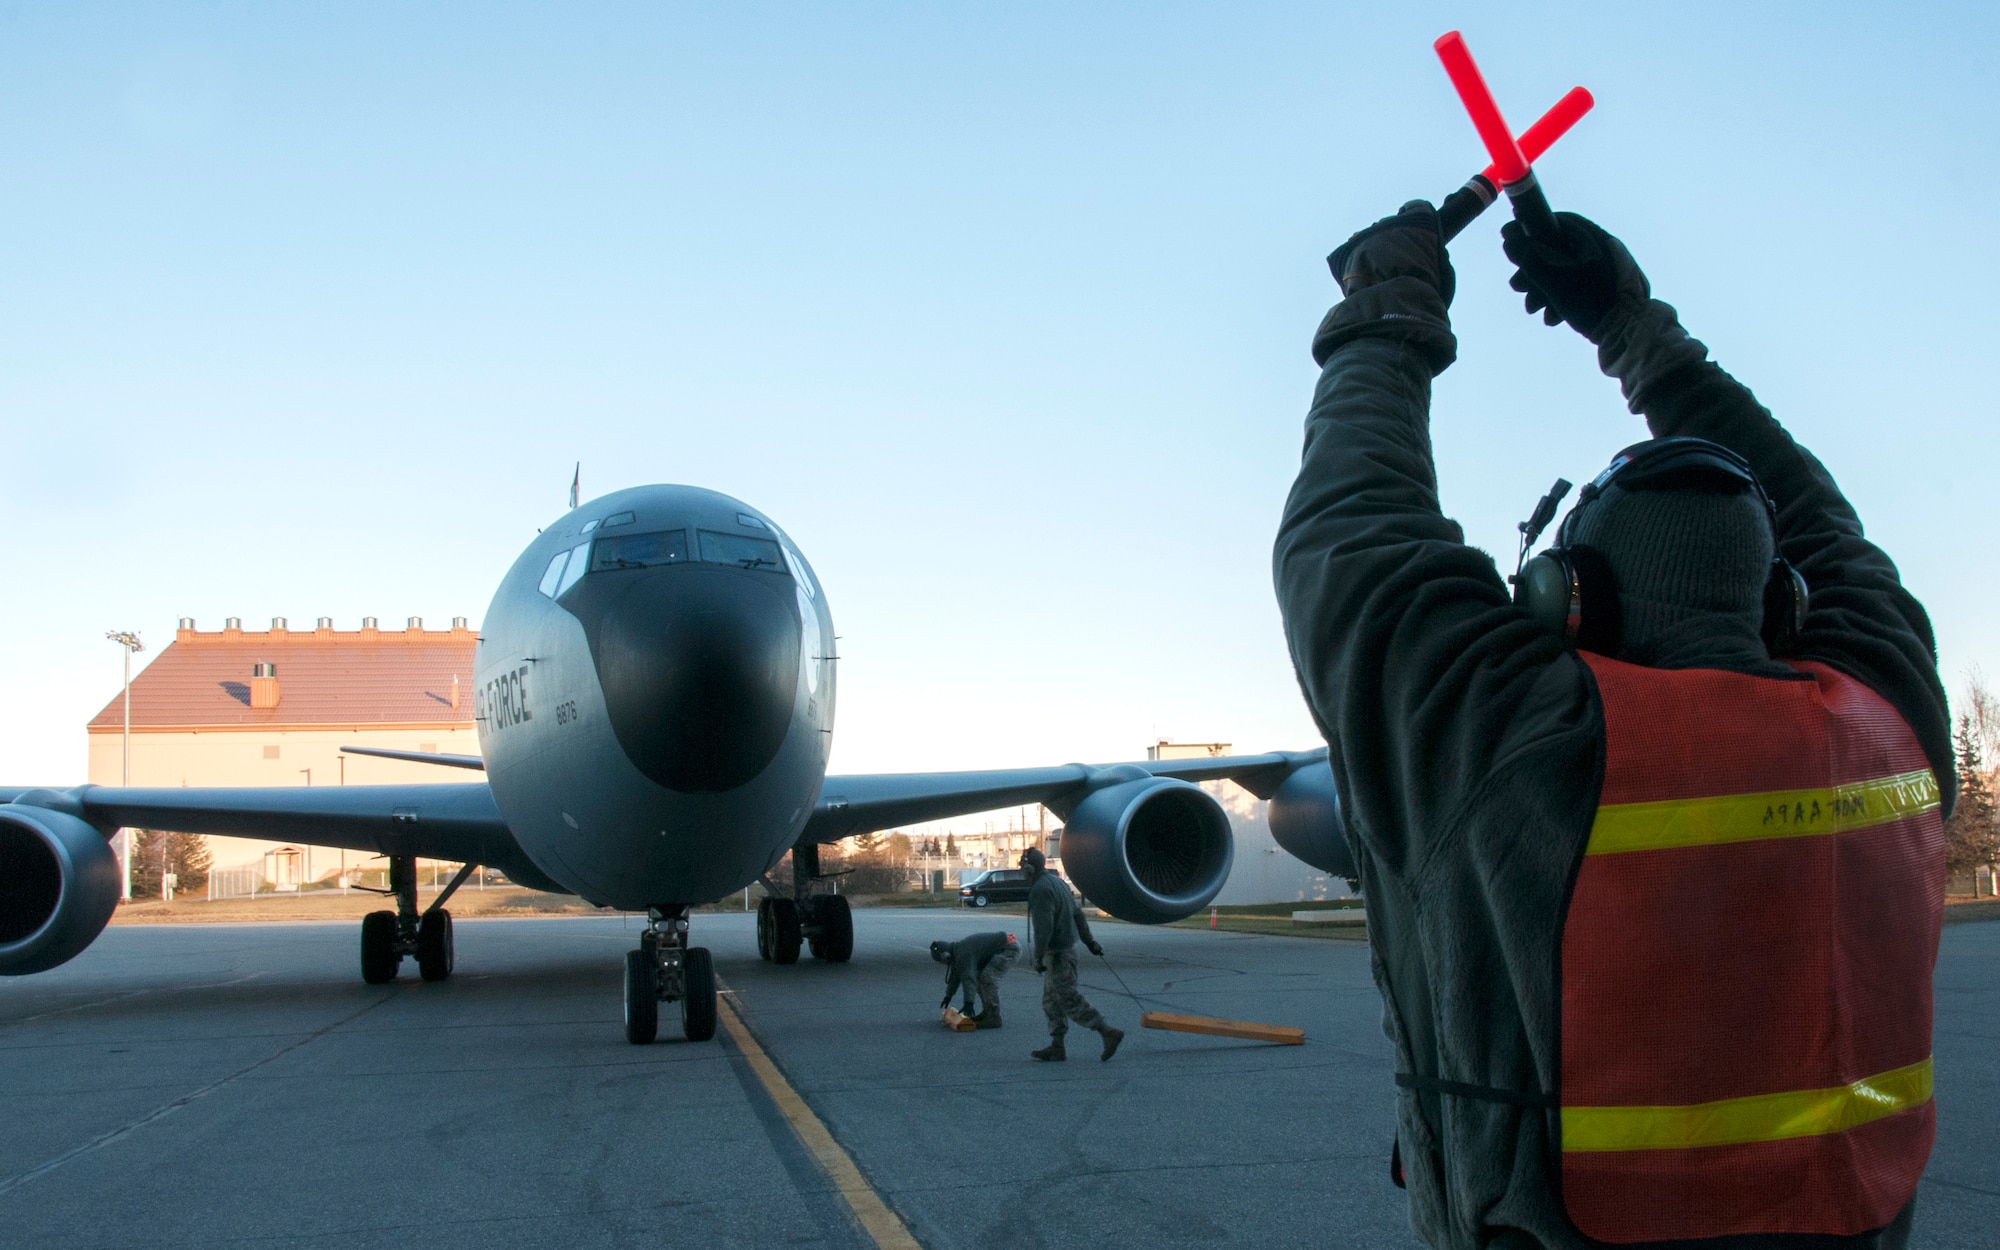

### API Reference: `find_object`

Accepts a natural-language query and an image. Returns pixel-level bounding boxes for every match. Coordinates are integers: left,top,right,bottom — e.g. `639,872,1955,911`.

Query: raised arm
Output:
1274,204,1595,880
1504,214,1954,791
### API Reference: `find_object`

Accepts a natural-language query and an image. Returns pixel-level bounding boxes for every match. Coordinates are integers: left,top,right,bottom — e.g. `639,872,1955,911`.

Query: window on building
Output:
591,529,688,572
697,530,783,570
263,745,280,759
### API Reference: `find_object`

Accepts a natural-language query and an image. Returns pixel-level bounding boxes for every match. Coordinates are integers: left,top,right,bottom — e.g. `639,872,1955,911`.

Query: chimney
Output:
407,616,423,633
177,617,196,641
224,617,243,636
315,617,333,636
450,674,461,710
360,617,379,637
250,661,280,709
270,617,288,636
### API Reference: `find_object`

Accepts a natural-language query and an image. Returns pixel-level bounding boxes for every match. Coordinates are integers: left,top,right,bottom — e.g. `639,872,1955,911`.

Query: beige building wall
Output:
89,724,480,877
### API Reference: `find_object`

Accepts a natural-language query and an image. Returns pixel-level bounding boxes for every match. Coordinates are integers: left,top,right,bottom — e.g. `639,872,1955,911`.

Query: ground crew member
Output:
931,931,1018,1027
1020,847,1124,1062
1273,202,1951,1249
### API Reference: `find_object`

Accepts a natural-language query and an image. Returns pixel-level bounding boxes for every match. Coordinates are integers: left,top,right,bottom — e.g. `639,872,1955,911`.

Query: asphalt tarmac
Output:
0,910,1992,1249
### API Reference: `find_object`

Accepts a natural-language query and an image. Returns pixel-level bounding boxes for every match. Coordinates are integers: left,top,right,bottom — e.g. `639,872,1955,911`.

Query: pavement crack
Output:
0,989,398,1199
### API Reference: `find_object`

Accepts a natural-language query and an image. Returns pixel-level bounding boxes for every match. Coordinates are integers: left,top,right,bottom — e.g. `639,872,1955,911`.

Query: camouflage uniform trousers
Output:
1039,947,1106,1040
975,943,1019,1015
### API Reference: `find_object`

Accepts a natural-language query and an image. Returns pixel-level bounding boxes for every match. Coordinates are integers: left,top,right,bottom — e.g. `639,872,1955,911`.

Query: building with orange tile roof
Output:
87,615,482,889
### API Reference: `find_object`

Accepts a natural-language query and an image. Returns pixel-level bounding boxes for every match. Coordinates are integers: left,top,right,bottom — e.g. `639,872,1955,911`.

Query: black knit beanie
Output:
1568,481,1772,665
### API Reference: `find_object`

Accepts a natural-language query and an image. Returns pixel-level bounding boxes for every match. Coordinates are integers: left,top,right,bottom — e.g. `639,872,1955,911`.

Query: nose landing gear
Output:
625,905,716,1044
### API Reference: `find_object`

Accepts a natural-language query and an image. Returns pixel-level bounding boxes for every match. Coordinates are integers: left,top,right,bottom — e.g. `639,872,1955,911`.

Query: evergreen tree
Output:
1943,714,1998,876
128,830,212,898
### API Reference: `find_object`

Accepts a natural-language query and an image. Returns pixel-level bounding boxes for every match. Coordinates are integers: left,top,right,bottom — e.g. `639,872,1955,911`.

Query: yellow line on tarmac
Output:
715,987,922,1250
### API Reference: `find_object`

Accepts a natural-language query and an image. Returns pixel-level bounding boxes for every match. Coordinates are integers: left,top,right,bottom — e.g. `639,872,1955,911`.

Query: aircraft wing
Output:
45,783,567,894
802,749,1320,843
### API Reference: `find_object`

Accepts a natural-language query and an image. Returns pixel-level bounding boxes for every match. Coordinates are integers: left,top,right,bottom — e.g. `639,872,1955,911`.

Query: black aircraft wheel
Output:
682,947,717,1042
821,894,854,963
756,896,774,962
416,909,455,982
624,949,659,1045
360,910,400,984
769,897,802,965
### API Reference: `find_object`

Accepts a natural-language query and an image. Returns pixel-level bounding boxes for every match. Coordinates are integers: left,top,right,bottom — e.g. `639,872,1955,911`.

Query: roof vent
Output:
225,617,242,631
407,616,423,631
271,617,288,631
361,617,378,630
250,662,279,709
178,617,195,630
452,616,468,630
316,617,333,631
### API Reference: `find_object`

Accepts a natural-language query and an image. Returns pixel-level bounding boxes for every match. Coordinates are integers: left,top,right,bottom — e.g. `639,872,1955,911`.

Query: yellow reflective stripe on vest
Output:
1563,1058,1933,1153
1586,769,1939,856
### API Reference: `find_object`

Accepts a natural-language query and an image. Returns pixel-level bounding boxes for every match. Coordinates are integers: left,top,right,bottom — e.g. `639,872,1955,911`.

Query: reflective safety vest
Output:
1562,656,1944,1243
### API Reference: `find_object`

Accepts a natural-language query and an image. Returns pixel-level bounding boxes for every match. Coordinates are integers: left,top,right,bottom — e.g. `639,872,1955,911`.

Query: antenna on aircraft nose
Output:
568,462,580,510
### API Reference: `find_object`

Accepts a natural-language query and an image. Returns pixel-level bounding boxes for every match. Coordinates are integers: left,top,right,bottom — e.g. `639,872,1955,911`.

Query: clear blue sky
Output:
3,2,1995,784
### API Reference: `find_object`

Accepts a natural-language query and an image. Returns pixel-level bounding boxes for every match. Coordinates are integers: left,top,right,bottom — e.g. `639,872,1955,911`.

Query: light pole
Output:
105,630,143,901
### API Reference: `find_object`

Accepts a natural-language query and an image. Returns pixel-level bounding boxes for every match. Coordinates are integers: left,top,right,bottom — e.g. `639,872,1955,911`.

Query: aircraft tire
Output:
770,898,802,965
624,949,659,1044
756,897,773,962
682,947,717,1041
361,910,400,984
821,894,853,963
417,909,455,982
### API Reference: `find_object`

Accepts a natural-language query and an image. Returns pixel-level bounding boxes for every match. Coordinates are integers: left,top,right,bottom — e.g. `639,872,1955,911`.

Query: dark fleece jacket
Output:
1273,271,1952,1249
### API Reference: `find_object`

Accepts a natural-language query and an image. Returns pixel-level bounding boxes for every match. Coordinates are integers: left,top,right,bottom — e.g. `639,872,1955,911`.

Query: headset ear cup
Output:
1566,544,1622,656
1762,560,1807,656
1515,552,1579,638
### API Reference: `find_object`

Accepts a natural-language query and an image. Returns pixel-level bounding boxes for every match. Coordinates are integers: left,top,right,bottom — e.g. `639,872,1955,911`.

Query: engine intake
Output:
1266,758,1356,886
0,801,122,976
1059,775,1232,924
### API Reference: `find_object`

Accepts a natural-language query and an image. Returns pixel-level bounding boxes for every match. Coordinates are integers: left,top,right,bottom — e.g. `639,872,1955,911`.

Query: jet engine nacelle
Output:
1059,772,1233,924
1266,758,1357,886
0,800,122,976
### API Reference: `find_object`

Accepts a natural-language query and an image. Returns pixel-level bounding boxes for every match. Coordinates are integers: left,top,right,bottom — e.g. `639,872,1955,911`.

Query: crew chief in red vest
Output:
1273,202,1954,1249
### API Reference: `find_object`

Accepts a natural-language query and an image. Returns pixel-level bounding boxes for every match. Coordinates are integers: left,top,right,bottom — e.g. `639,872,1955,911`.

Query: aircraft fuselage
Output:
474,485,835,909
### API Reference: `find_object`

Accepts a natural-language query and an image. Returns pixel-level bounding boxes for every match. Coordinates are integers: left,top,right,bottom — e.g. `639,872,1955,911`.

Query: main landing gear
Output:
756,839,853,966
625,905,716,1045
359,856,476,985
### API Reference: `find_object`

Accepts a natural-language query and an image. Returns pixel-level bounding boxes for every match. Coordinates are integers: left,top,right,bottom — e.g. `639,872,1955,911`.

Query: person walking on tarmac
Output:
931,931,1019,1027
1021,847,1124,1062
1274,201,1950,1250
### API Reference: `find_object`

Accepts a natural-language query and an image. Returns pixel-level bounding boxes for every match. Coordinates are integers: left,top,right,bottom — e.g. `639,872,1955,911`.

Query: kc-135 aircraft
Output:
0,485,1352,1043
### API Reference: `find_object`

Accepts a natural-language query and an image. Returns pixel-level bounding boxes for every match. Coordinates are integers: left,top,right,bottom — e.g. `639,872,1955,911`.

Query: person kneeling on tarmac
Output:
931,931,1018,1028
1020,847,1123,1062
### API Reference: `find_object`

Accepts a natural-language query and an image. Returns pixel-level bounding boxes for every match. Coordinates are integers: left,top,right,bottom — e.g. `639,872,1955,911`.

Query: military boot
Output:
974,1009,1002,1030
1099,1026,1124,1062
1031,1039,1066,1061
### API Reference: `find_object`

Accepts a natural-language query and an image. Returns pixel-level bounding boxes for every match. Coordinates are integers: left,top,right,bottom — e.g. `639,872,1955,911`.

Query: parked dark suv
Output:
959,868,1079,908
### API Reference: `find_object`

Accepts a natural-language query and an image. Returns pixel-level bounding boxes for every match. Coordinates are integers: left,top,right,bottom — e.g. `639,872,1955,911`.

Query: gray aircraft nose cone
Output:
586,566,801,793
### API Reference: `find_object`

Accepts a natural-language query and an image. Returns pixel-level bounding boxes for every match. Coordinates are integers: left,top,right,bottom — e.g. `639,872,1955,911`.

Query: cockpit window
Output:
555,541,591,596
698,530,783,570
602,511,637,528
538,551,569,597
591,529,689,572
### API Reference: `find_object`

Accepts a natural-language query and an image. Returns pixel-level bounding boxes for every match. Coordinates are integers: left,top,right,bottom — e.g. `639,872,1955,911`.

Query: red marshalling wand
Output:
1431,31,1590,241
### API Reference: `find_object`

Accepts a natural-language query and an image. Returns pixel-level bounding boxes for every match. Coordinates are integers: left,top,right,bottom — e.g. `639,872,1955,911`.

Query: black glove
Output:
940,994,951,1009
1327,200,1455,305
1501,211,1649,343
1087,941,1104,957
1312,201,1457,373
1034,959,1046,974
